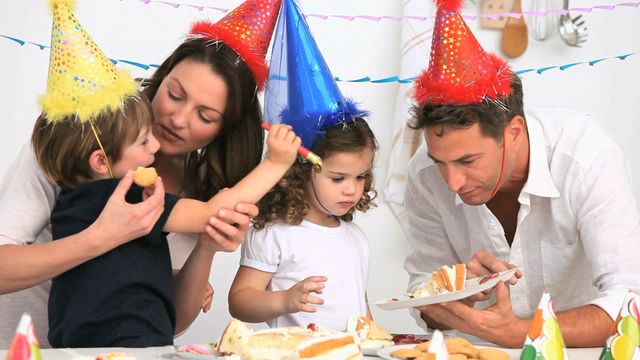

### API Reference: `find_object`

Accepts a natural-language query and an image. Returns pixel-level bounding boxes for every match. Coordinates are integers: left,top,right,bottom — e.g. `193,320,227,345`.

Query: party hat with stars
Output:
190,0,282,90
413,0,514,106
5,313,43,360
520,292,570,360
39,0,138,123
599,292,640,360
263,0,368,150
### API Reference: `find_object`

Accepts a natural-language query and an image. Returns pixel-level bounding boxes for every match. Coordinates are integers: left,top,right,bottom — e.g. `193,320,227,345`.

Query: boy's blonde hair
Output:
31,94,153,189
253,117,378,229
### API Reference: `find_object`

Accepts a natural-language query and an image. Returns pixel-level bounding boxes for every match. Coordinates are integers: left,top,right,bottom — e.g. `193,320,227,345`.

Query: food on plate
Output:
477,347,510,360
389,347,425,359
95,353,136,360
132,166,157,187
176,344,215,355
387,336,509,360
346,315,394,350
411,264,466,297
217,318,362,359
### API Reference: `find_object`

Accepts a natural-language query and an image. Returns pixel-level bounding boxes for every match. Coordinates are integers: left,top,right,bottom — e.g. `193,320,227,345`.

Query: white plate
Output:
372,268,519,310
377,344,520,360
377,344,421,360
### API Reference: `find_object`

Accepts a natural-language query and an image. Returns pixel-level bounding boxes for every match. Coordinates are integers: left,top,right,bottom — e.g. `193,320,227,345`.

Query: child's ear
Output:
88,149,111,176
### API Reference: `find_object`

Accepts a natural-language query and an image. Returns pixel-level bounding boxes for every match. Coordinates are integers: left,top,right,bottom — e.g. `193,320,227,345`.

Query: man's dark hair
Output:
409,75,525,141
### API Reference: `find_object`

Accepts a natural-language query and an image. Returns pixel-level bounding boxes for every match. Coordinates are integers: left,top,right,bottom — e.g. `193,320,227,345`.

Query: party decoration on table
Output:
428,330,449,360
189,0,282,90
599,292,640,360
125,0,640,22
40,0,137,123
412,0,514,106
263,0,368,153
5,313,42,360
520,292,569,360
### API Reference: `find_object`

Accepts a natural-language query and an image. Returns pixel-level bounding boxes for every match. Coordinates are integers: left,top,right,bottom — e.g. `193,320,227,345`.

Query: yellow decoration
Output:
611,334,635,360
39,0,137,123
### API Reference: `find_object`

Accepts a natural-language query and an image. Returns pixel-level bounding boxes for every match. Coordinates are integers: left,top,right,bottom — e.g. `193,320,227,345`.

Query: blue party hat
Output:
264,0,368,149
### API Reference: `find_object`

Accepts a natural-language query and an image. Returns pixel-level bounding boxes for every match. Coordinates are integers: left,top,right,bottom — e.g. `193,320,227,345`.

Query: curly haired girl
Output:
229,117,378,330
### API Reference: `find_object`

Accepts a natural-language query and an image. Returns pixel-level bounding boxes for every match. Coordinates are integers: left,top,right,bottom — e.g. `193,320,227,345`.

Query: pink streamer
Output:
120,0,639,22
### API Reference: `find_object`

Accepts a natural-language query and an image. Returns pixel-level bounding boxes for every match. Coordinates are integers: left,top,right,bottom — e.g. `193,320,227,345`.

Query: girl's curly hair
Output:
253,117,378,229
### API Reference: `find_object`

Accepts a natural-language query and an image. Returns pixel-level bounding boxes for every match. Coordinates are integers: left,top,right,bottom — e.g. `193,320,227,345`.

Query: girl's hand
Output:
284,276,327,314
265,124,301,167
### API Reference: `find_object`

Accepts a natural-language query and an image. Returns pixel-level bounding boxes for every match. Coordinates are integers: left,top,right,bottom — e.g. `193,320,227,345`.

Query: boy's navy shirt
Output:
48,178,179,348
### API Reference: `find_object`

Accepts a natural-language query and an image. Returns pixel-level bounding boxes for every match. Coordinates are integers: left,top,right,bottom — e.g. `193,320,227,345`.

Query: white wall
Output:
1,0,638,344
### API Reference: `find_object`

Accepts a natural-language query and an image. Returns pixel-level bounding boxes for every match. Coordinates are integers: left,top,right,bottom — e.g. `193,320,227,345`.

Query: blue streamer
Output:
1,33,637,83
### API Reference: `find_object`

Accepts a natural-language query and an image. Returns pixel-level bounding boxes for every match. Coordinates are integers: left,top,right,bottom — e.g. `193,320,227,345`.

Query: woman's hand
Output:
91,170,165,249
199,202,259,253
283,276,327,314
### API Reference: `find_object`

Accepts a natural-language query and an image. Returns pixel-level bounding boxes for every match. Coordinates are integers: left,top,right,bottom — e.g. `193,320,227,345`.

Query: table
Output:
0,345,604,359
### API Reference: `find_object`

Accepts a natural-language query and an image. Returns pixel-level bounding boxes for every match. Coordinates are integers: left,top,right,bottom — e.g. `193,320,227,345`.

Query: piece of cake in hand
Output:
346,315,393,350
132,166,157,187
412,264,466,297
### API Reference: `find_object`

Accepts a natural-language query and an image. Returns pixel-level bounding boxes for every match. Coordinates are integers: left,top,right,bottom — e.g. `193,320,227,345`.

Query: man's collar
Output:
521,113,560,198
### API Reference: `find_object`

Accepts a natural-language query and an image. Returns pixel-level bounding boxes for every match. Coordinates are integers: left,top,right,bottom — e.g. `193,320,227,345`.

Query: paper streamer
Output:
125,0,639,22
1,34,637,81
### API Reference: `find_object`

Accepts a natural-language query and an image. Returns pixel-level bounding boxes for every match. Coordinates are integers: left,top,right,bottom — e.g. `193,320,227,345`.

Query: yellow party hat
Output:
39,0,137,123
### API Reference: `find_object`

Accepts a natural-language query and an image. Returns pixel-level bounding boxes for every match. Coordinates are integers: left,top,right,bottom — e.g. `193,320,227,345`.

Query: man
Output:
403,0,640,348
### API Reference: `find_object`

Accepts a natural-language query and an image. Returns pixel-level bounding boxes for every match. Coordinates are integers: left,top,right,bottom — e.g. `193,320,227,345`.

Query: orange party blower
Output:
261,122,323,171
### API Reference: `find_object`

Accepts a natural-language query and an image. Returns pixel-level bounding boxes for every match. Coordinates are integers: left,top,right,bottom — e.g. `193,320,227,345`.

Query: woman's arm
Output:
171,203,259,334
0,168,166,294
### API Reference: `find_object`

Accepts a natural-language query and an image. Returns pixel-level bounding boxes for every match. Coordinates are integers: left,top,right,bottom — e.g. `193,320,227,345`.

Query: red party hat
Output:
190,0,282,90
413,0,513,106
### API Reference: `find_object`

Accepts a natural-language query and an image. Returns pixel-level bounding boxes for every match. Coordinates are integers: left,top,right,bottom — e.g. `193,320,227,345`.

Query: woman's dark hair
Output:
253,117,378,229
142,38,264,200
409,74,525,141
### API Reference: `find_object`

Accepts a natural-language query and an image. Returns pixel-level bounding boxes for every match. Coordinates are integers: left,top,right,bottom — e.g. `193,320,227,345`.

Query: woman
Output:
0,0,281,347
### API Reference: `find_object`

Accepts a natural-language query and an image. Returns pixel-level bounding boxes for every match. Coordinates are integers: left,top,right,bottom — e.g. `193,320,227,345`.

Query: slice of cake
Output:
217,318,252,356
295,333,361,360
412,263,466,297
346,315,393,350
216,319,362,359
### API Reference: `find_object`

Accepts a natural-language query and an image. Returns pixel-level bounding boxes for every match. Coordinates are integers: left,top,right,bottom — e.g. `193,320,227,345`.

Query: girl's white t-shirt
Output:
240,219,370,331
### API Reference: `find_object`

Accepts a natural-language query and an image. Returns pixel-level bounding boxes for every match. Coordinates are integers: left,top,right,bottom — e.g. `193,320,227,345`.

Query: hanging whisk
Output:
528,0,561,40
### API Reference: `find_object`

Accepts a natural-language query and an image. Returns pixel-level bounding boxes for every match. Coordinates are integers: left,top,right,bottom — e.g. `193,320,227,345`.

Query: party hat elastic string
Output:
88,120,114,178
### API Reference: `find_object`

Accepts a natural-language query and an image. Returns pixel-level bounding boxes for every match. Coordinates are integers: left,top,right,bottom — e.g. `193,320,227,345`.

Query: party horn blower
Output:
599,292,640,360
5,313,42,360
520,292,569,360
261,122,323,171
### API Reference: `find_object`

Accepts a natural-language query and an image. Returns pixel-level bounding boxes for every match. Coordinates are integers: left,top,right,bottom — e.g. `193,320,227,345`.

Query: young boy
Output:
32,93,298,347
